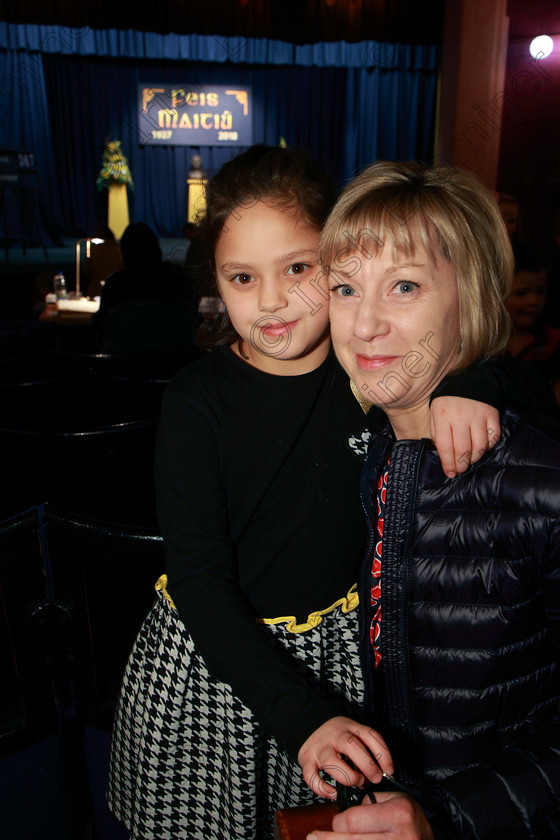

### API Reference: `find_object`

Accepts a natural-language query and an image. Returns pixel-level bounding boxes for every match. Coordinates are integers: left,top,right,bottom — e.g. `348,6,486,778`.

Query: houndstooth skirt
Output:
107,583,364,840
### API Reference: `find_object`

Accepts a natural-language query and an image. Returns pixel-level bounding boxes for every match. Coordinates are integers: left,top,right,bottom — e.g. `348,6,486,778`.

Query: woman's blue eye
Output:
334,285,355,296
395,281,417,294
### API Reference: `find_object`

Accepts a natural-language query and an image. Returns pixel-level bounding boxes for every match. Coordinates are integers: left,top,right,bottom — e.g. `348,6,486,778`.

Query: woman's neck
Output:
385,402,432,441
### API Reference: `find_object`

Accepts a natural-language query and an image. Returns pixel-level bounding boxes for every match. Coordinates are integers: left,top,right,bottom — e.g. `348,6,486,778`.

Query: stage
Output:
0,236,187,270
0,236,188,318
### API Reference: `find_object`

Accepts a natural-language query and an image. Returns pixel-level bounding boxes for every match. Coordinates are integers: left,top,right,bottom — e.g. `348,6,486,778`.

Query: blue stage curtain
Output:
0,24,438,241
0,49,65,244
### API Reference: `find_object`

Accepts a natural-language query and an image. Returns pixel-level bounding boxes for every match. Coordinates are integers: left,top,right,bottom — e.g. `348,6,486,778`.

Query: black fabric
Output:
359,410,560,839
155,347,379,758
436,355,558,417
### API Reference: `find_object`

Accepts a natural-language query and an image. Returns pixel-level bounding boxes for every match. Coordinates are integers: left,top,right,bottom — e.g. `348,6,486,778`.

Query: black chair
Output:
0,503,164,839
0,350,74,384
0,354,168,525
1,416,159,526
101,299,200,358
58,347,201,382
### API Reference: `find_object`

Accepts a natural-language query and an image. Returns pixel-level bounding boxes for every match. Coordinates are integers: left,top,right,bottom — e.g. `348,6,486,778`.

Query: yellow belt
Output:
154,574,359,634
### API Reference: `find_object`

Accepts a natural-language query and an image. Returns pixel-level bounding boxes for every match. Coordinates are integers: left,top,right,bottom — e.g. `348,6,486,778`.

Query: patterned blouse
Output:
370,460,389,667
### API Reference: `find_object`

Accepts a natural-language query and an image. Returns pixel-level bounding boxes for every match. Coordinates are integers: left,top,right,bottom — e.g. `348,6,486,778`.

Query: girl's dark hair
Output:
195,144,337,348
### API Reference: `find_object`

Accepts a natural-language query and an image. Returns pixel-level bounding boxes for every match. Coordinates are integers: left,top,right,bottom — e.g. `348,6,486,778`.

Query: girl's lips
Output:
261,320,298,336
356,354,400,371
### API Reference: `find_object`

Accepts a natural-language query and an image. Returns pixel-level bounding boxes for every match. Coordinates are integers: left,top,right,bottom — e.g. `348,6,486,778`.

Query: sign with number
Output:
137,84,252,146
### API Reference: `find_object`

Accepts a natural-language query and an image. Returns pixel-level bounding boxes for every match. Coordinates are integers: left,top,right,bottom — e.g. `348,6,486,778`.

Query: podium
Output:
0,149,48,259
187,178,206,223
107,183,130,240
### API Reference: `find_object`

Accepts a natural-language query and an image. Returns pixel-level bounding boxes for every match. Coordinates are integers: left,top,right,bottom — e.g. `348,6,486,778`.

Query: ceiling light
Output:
530,35,553,59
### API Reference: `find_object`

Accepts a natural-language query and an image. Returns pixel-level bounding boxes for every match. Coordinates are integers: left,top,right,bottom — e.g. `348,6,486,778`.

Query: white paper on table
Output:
56,298,100,312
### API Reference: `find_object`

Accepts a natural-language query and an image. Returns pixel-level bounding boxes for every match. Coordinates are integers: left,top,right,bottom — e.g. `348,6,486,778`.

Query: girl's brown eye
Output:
287,263,308,275
233,273,253,285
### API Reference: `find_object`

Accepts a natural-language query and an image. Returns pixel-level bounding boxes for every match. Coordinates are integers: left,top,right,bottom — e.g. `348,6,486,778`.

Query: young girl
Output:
106,145,507,839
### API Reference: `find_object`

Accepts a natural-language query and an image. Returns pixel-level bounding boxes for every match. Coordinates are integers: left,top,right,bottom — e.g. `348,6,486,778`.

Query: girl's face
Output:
505,270,547,332
215,201,331,375
499,200,519,239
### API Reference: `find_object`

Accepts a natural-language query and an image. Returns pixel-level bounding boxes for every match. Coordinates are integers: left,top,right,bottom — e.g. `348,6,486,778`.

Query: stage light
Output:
530,35,553,59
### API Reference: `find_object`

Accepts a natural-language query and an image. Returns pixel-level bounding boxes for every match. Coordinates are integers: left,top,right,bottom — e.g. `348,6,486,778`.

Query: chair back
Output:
0,503,163,736
102,299,198,357
0,504,163,837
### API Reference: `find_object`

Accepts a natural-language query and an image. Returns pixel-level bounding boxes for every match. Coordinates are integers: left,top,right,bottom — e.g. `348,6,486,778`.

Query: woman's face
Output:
328,238,461,424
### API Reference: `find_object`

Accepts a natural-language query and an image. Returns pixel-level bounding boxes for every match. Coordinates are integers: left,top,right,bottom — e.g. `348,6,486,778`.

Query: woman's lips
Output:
356,354,400,371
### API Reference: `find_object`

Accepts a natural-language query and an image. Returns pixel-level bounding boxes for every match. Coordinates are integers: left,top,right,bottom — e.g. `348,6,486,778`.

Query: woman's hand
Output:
298,717,394,798
306,791,434,840
430,397,500,478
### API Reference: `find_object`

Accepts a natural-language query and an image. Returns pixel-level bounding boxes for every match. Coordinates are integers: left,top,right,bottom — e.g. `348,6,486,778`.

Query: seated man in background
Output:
93,222,189,340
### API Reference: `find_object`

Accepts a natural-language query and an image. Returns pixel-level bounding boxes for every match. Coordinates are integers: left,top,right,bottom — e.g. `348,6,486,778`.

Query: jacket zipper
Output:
395,438,424,745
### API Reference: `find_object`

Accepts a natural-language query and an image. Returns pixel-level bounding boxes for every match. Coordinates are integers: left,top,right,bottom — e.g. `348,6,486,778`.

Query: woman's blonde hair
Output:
321,161,513,370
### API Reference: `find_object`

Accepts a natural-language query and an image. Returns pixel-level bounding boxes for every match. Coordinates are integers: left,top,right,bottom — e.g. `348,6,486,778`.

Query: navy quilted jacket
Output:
359,410,560,839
